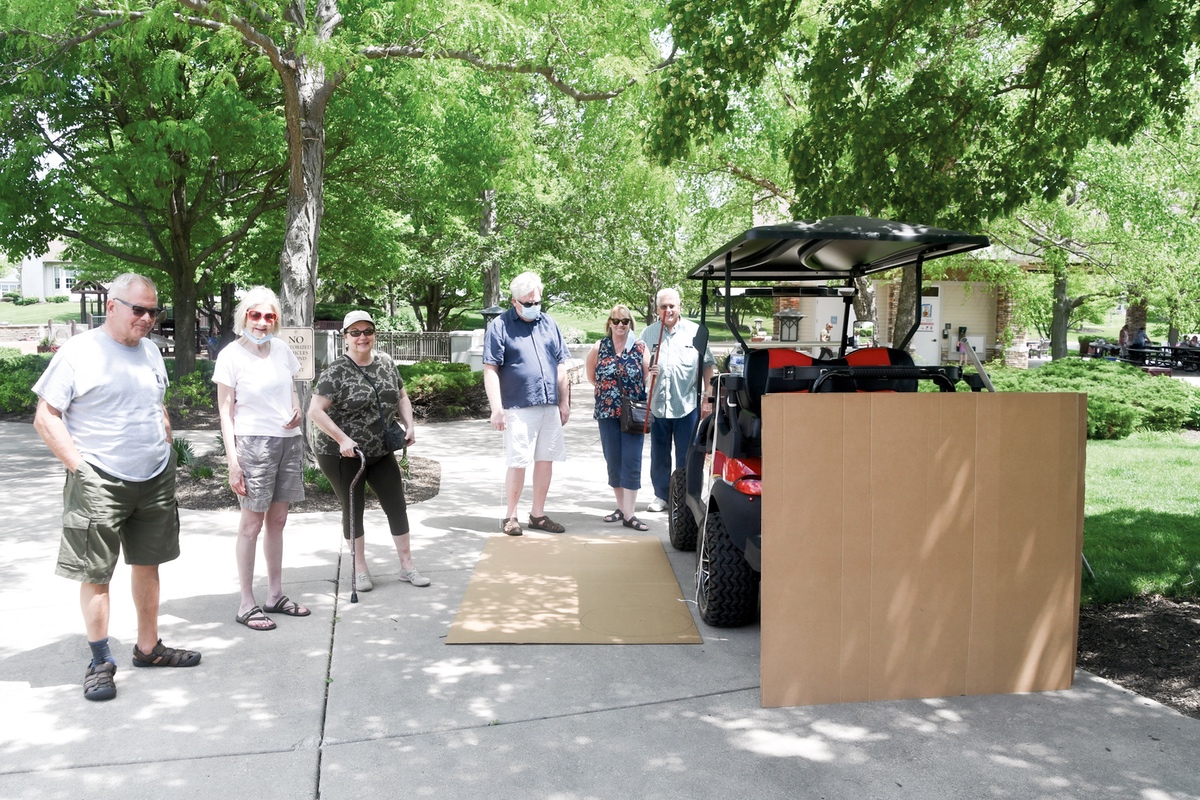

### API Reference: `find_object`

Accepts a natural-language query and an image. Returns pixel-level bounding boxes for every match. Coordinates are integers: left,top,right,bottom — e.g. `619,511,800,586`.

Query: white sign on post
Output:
281,326,315,382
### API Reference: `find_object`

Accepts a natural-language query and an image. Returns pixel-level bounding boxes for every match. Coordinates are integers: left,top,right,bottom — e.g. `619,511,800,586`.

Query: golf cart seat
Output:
738,346,917,410
717,346,920,460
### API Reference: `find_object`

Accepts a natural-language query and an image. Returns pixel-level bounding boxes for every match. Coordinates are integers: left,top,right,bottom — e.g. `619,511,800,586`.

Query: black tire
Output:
695,510,760,627
668,468,698,551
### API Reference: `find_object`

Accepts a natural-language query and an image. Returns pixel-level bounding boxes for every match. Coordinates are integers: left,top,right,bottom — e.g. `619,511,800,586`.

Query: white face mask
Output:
245,331,274,345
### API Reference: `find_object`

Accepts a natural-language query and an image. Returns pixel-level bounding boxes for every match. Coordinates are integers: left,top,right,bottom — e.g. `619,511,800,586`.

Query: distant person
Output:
308,311,429,590
32,272,201,702
1118,324,1130,358
213,287,309,632
1132,327,1150,349
818,323,835,359
957,336,969,366
585,304,650,530
483,271,571,536
640,288,715,513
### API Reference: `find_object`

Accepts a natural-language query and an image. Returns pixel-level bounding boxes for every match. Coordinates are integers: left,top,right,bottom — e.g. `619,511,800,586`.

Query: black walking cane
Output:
347,447,367,603
644,308,667,434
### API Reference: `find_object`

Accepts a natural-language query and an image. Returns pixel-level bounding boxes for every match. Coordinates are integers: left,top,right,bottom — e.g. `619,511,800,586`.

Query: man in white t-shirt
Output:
33,273,201,702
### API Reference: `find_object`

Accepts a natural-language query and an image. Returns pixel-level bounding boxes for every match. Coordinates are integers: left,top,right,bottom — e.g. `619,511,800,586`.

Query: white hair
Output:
232,286,283,335
656,287,681,307
109,273,157,300
509,271,544,301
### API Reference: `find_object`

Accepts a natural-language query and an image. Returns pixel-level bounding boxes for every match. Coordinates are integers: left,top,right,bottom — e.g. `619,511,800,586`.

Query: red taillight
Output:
722,458,762,496
733,478,762,496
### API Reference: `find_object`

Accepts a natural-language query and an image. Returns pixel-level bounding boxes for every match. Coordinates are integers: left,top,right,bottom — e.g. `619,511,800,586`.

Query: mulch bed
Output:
1077,595,1199,719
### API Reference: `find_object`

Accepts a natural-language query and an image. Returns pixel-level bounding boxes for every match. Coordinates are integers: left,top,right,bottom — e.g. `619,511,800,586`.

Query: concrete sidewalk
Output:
1,404,1198,799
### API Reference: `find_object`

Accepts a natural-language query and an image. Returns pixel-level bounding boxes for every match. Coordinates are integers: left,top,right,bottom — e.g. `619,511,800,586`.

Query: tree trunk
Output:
170,268,200,377
479,189,501,308
891,265,918,352
220,282,236,347
852,276,877,338
1050,270,1073,360
279,63,331,330
277,54,336,445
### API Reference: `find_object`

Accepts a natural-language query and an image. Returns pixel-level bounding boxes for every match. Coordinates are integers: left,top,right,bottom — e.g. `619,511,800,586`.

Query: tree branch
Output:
360,43,673,102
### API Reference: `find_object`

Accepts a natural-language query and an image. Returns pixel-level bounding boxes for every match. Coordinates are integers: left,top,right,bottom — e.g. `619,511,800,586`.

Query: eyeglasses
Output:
246,310,278,323
518,300,541,308
609,318,632,326
112,297,163,319
346,328,375,338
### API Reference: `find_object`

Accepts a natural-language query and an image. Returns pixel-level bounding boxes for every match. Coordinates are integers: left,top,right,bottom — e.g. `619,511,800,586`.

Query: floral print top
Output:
593,336,647,420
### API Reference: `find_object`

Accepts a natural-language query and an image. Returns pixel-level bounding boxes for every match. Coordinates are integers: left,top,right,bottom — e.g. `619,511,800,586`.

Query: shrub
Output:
0,347,24,362
304,464,333,493
3,291,19,300
560,326,587,344
1076,335,1096,356
983,357,1199,439
165,361,217,412
0,354,51,412
47,295,70,303
172,437,196,466
13,296,39,306
398,360,487,421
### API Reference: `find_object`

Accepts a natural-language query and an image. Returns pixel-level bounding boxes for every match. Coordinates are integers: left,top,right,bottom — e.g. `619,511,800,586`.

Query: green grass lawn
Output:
1084,431,1200,605
0,301,82,325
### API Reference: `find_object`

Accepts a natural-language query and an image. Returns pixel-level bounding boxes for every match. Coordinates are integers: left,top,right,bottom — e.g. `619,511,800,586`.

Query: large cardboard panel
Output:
760,392,1085,708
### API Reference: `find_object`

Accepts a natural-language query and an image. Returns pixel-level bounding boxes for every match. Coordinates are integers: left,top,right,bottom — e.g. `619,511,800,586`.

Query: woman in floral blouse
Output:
585,304,651,530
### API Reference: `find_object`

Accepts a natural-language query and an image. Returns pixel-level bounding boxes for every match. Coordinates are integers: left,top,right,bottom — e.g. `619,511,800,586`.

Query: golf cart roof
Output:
688,216,990,282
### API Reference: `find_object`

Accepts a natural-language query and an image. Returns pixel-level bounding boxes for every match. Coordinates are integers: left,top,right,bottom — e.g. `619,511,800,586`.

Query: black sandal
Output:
132,639,202,668
602,509,624,523
84,661,117,701
263,595,311,617
622,515,649,531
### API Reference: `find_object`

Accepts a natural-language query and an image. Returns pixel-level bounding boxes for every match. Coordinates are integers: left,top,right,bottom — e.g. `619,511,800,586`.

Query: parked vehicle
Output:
668,217,991,627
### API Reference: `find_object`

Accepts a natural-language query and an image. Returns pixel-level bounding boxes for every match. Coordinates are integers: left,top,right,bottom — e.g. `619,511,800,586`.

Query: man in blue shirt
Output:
483,271,571,535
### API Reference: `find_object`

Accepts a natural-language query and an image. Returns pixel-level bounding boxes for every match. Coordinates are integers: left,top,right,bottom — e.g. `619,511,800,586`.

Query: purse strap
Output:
343,355,392,435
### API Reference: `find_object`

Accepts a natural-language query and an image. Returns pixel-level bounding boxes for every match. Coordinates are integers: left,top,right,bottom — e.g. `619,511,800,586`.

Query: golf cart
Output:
668,216,992,627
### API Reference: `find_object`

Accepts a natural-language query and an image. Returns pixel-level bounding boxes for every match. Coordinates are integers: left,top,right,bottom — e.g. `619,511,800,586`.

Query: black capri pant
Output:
315,452,410,541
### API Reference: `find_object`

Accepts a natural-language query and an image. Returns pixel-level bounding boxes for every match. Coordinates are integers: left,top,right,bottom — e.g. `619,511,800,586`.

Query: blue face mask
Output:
518,302,541,322
245,331,274,345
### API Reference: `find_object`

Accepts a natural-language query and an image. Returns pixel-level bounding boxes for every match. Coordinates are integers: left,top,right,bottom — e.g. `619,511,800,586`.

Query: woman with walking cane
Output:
639,289,716,514
307,311,430,591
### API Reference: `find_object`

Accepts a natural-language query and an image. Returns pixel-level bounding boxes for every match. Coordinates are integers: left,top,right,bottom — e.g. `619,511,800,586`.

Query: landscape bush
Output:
165,360,217,416
398,360,487,420
984,357,1198,439
13,296,39,306
0,354,52,412
47,295,70,303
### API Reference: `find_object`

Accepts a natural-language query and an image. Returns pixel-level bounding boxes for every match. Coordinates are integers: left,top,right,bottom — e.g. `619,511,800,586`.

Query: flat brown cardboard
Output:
447,534,702,645
760,392,1086,707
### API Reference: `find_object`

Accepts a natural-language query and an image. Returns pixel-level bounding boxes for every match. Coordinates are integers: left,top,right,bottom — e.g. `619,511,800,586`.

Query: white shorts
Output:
503,405,567,468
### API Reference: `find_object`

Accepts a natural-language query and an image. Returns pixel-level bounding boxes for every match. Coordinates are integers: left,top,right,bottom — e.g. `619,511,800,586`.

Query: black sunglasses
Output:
518,300,541,308
609,318,632,326
113,297,163,319
346,328,376,338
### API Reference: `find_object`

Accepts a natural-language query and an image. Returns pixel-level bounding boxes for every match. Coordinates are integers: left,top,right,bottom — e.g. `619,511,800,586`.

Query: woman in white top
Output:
213,287,309,631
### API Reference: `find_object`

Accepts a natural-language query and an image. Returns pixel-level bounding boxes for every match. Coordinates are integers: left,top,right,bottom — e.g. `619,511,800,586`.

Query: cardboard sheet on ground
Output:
447,534,703,644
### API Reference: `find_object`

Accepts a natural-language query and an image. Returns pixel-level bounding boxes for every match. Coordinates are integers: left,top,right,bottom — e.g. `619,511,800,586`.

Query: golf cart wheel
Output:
696,511,759,627
668,468,698,551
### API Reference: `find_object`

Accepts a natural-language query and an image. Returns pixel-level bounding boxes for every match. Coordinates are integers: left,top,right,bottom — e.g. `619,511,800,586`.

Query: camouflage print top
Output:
311,352,405,459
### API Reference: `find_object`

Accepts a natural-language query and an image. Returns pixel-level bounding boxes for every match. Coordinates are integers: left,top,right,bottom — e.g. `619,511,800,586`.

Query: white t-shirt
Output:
33,327,171,481
212,338,302,438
